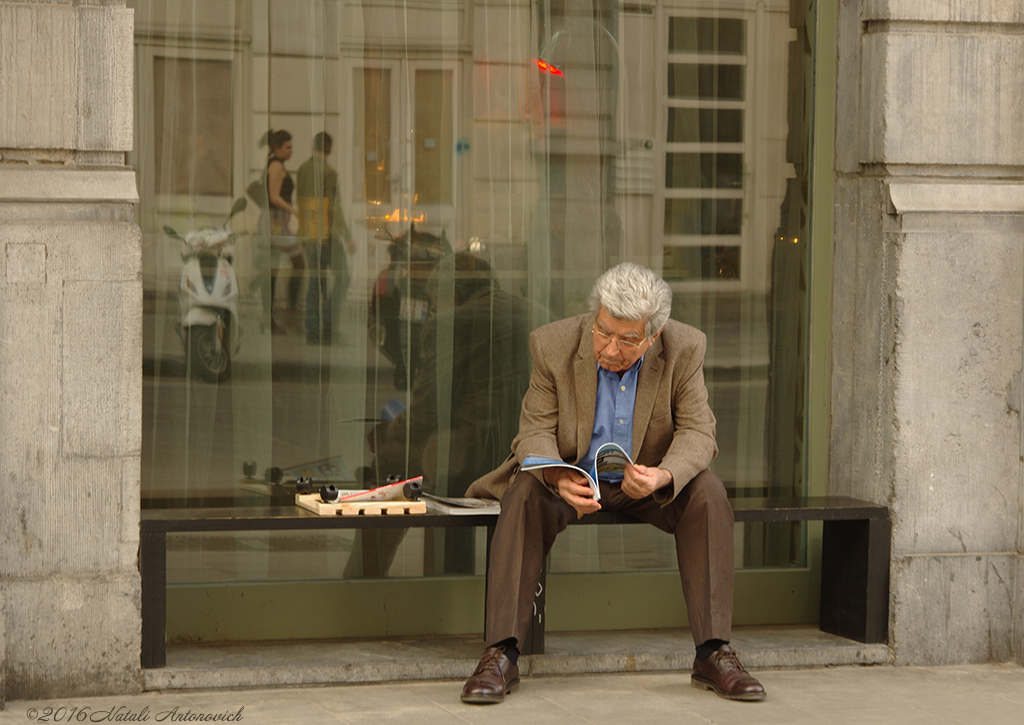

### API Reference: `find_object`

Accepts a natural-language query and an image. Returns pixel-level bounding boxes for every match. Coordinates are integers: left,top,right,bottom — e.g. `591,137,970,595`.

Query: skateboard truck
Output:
381,474,424,501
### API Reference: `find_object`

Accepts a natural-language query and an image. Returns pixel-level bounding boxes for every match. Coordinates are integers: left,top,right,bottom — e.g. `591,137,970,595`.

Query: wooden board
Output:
295,493,426,517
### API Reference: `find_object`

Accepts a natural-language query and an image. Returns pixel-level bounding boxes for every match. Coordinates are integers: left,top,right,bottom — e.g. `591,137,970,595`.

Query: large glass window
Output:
131,0,819,641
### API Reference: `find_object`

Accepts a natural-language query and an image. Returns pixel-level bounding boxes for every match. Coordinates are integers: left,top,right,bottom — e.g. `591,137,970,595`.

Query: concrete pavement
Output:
4,662,1024,724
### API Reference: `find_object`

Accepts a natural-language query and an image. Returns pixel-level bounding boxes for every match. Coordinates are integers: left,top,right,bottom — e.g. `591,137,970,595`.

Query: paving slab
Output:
5,663,1024,725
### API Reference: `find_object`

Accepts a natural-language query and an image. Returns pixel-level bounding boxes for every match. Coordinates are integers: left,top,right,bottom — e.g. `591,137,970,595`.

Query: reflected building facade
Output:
130,0,814,640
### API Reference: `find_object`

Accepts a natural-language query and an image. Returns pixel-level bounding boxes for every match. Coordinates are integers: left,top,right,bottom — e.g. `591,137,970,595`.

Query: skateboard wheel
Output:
320,484,340,502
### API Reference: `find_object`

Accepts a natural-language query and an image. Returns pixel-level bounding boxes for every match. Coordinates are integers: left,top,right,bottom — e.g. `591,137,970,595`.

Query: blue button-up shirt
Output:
578,357,643,482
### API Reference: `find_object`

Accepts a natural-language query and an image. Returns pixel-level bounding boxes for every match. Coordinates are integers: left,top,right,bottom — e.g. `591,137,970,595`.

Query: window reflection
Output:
667,108,744,143
668,63,746,101
669,16,746,55
359,68,392,206
132,0,817,635
153,58,233,197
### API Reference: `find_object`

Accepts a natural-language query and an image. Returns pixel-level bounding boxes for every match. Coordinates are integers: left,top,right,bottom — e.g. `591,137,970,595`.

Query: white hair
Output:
588,263,672,338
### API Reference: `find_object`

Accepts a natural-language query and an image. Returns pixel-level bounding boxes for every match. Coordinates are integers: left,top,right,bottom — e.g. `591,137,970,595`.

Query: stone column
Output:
832,0,1024,665
0,588,5,707
0,1,142,698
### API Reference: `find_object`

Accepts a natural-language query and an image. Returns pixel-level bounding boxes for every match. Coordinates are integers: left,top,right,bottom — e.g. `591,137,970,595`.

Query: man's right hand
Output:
544,468,601,517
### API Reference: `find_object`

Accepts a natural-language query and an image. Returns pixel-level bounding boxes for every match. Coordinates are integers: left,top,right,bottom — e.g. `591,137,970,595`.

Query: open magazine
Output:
521,442,633,503
421,494,501,516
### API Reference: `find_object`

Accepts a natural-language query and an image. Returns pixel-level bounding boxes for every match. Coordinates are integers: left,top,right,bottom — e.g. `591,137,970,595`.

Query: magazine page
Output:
593,442,633,479
521,455,600,502
422,496,501,516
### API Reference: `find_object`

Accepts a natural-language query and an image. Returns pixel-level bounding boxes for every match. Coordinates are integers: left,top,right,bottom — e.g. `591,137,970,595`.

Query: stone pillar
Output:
1,587,5,708
832,0,1024,665
0,1,142,698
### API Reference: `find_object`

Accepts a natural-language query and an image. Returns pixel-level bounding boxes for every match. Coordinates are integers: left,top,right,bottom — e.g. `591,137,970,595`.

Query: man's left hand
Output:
621,463,672,500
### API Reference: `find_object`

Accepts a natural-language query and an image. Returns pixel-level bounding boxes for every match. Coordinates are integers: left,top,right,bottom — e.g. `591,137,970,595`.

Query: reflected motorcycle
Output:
369,223,452,389
164,197,248,383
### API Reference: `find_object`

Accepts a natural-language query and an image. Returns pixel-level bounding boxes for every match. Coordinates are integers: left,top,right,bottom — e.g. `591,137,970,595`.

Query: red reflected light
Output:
534,58,564,76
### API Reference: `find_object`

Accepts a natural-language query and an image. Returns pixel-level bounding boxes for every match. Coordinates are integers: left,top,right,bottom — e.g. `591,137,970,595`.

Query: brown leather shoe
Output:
461,646,520,704
691,644,766,701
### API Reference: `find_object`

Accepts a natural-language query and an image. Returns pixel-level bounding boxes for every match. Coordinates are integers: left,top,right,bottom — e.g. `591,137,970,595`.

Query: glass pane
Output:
414,70,453,204
669,17,746,55
153,58,233,196
668,63,745,100
665,152,743,189
667,108,743,143
360,68,391,205
664,198,743,235
662,245,741,281
132,0,819,639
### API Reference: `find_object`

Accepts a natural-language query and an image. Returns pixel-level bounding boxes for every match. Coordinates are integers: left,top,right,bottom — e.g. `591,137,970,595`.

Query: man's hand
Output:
544,468,601,517
621,463,672,500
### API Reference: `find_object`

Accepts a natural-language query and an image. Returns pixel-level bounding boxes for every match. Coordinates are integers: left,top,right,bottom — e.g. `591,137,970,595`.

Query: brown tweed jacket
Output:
465,312,718,504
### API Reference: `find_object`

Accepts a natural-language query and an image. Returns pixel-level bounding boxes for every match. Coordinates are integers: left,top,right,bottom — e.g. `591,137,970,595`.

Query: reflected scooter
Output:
164,197,248,383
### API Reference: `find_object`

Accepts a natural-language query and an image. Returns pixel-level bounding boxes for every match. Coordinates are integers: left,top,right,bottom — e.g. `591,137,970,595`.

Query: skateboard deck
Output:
295,493,426,517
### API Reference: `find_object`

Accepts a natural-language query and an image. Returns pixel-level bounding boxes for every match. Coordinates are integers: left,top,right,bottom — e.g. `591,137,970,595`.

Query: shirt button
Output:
620,385,626,391
619,419,624,424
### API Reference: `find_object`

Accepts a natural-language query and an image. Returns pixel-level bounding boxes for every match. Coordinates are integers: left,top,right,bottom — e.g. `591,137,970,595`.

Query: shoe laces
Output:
475,647,507,674
717,648,748,673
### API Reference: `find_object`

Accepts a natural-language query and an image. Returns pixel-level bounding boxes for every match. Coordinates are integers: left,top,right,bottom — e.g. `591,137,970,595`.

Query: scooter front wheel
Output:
186,323,231,383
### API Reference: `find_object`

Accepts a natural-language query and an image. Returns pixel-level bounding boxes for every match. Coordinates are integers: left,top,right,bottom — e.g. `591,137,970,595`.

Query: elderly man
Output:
461,263,765,703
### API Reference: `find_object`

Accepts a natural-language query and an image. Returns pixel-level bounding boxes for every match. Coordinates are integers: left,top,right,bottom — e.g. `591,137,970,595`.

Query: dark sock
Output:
696,639,729,662
490,637,519,666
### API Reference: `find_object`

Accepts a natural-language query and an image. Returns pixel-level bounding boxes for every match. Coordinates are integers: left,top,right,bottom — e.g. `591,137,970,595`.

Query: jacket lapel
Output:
632,333,664,456
574,316,598,463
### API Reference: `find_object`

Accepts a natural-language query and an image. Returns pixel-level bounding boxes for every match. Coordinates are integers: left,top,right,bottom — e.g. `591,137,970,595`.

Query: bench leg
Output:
819,517,890,644
140,531,167,668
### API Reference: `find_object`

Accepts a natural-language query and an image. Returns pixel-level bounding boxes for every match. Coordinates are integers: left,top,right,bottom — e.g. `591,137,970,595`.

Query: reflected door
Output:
350,61,458,236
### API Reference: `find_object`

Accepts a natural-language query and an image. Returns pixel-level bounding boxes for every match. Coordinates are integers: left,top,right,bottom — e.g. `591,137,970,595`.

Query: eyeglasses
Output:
592,327,647,351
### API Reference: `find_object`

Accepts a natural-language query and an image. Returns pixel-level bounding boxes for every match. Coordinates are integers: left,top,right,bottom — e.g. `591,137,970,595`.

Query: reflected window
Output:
153,58,232,197
665,152,743,189
359,68,392,205
414,69,454,205
669,16,746,55
662,245,741,281
664,199,743,236
668,63,745,101
667,108,743,143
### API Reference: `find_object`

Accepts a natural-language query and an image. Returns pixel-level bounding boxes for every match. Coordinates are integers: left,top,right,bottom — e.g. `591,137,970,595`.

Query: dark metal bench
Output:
140,495,889,668
520,496,891,656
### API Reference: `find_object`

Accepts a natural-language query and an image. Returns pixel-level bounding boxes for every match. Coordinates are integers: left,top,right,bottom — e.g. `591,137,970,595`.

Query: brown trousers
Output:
484,468,735,647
